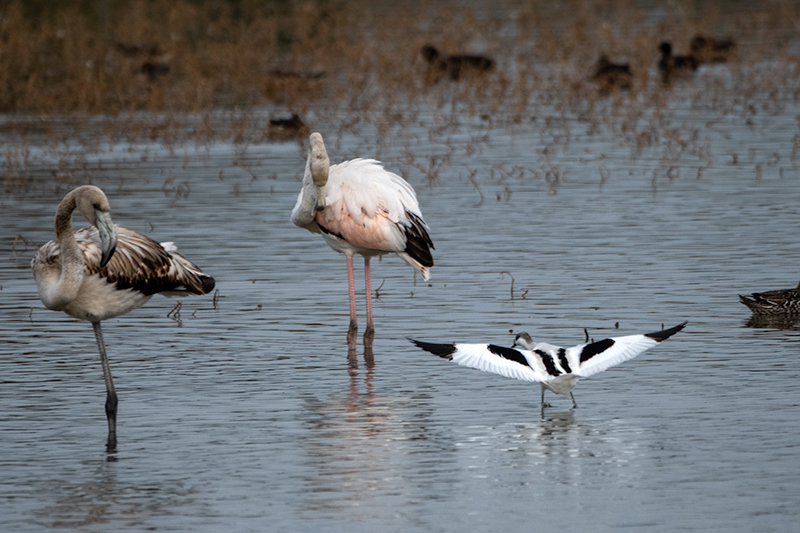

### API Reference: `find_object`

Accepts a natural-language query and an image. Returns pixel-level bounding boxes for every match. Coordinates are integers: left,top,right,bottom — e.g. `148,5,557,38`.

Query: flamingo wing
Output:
77,226,215,296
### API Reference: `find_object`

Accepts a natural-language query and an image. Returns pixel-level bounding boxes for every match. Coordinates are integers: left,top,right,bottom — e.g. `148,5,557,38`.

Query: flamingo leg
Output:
364,257,375,344
346,255,358,346
92,321,118,449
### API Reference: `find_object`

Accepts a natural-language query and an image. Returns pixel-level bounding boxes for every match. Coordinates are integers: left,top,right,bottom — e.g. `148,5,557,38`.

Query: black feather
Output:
534,349,562,376
408,338,456,360
487,344,532,369
403,211,434,268
644,322,687,342
579,338,616,363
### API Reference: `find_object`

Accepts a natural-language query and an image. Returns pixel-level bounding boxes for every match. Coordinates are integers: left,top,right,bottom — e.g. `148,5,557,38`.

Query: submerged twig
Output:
167,301,182,321
499,271,515,299
12,234,36,254
374,279,385,299
467,169,484,207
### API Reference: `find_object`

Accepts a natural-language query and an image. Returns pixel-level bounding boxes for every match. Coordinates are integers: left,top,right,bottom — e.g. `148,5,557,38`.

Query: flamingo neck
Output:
291,148,328,228
49,194,86,309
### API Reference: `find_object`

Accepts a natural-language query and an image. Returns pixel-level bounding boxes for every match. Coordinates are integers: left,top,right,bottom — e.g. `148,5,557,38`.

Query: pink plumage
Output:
292,133,434,348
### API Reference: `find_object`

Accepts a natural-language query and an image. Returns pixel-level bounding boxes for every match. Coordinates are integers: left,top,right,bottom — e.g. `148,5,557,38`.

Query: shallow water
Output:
3,90,800,532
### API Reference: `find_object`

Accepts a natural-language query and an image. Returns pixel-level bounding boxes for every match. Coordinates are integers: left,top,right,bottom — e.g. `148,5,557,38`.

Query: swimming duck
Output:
421,45,495,83
658,42,698,84
590,55,633,91
268,113,310,140
690,35,735,64
740,282,800,316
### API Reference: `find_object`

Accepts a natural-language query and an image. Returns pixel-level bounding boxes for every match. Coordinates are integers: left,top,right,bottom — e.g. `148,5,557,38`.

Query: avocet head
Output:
513,332,535,350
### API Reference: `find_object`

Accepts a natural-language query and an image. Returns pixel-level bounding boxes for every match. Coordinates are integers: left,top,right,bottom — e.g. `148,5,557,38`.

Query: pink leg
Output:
364,257,375,344
347,255,357,346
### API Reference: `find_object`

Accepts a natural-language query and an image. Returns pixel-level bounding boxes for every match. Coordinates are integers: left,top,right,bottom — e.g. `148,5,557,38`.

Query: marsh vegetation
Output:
2,0,799,190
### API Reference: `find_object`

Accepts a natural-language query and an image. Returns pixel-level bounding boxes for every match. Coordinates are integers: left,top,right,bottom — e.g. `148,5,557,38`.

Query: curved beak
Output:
95,210,118,267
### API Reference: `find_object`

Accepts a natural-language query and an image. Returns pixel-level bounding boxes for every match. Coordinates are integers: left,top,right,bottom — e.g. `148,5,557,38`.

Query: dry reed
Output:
2,0,800,188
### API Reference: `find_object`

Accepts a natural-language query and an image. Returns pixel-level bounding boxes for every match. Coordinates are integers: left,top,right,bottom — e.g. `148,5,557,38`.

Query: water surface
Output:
2,92,800,531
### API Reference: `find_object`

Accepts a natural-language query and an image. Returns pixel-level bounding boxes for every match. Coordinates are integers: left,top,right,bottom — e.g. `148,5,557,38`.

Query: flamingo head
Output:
308,132,330,208
73,185,118,267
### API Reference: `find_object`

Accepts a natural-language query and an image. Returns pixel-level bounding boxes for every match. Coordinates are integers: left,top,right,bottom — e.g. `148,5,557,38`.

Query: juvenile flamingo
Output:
32,185,215,448
291,132,434,347
410,322,686,412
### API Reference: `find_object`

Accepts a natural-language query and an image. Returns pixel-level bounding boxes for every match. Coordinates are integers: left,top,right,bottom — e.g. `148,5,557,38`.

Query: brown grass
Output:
0,0,799,153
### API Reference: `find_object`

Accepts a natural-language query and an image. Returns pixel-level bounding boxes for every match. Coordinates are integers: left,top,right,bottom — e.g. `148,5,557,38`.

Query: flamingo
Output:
32,185,215,448
409,322,686,411
291,132,434,347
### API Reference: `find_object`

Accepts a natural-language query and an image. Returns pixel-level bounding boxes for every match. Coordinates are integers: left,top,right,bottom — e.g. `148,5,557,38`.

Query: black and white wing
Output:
408,339,550,382
569,322,687,378
409,322,686,383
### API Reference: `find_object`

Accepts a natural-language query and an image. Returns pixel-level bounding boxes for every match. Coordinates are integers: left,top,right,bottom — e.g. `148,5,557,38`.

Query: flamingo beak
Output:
315,187,327,211
95,210,118,267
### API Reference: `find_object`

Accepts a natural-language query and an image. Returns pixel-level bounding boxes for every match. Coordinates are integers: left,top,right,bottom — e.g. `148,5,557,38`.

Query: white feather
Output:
325,158,423,226
571,334,660,378
411,323,686,406
451,344,545,382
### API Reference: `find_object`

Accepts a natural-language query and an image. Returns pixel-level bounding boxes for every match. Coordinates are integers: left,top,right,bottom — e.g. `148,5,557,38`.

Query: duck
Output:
740,282,800,316
590,55,633,91
690,35,736,64
658,42,698,84
268,113,310,140
420,45,495,83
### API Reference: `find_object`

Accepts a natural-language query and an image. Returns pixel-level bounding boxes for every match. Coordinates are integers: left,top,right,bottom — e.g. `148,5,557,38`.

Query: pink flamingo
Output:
291,133,434,347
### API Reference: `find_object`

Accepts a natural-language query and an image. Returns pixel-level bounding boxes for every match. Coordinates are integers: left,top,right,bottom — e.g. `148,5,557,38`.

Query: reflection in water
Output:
298,347,450,517
446,412,649,495
745,315,800,331
538,410,576,437
300,347,394,513
350,330,374,357
31,461,197,530
34,464,119,530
